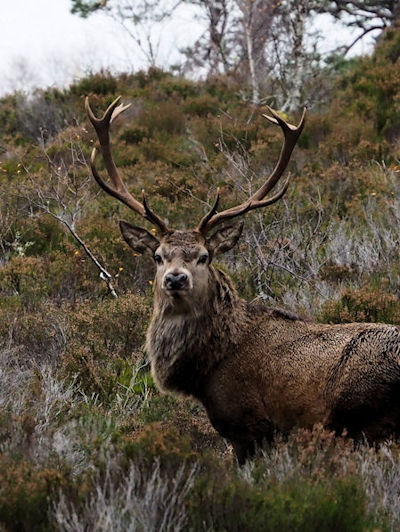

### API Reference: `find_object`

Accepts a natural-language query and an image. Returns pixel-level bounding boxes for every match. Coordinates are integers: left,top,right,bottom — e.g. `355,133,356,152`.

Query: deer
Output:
86,96,400,464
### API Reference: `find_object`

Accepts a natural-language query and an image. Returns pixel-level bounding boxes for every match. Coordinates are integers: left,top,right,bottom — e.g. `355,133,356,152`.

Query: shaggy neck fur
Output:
146,266,249,397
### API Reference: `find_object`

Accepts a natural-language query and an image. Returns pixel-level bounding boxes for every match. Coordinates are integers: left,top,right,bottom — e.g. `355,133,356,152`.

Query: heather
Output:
1,27,400,530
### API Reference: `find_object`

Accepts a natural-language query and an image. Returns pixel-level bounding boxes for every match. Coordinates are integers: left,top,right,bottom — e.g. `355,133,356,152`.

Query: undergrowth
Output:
1,26,400,531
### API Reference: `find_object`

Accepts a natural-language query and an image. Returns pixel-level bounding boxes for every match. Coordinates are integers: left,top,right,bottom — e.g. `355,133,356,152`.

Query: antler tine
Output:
86,96,169,235
196,108,306,235
85,96,131,145
142,191,169,234
197,188,220,233
253,106,306,201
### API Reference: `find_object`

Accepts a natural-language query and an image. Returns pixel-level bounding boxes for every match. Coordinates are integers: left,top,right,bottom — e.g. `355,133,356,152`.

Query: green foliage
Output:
70,71,118,96
63,294,151,400
188,475,376,532
318,27,400,159
139,394,176,424
183,94,221,116
142,100,186,136
70,0,106,18
123,424,197,470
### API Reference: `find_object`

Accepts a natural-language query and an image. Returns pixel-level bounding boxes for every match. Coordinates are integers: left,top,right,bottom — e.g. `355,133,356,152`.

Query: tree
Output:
71,0,183,67
70,0,108,18
69,0,326,110
316,1,400,55
266,0,322,111
179,0,235,75
181,0,322,108
232,0,278,104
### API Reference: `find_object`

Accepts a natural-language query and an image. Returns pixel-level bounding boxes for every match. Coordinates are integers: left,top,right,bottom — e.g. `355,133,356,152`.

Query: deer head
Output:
86,97,305,311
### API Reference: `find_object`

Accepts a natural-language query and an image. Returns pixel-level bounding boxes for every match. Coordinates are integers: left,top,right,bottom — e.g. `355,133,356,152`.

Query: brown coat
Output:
146,264,400,463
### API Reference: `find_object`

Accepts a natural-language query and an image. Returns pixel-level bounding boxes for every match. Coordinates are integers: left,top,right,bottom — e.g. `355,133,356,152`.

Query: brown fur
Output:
119,224,400,464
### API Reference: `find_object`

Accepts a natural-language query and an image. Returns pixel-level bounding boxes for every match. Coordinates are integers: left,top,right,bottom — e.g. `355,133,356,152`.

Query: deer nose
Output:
165,272,188,291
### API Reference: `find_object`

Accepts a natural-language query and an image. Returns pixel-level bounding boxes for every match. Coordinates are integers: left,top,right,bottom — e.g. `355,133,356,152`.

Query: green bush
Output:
63,293,151,400
71,71,118,96
183,94,220,116
188,476,377,532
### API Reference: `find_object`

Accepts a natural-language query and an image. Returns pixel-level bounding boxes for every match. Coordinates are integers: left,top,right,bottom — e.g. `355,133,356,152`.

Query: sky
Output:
0,0,203,95
0,0,378,97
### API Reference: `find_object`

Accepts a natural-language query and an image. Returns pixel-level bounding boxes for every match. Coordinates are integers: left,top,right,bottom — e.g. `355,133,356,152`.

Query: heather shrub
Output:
141,101,186,137
14,89,73,144
120,125,148,145
134,67,170,90
70,71,118,96
0,93,20,138
0,248,107,305
0,456,68,531
0,255,49,308
312,26,400,165
0,302,66,361
183,94,220,116
62,293,151,400
159,75,198,98
188,474,376,532
123,424,197,471
322,285,400,324
17,215,66,256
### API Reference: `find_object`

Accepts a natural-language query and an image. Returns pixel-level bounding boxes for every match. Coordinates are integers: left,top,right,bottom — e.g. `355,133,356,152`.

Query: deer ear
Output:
207,222,244,256
119,220,160,256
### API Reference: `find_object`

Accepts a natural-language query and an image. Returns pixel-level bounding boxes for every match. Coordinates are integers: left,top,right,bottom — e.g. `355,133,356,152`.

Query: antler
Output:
197,107,306,235
86,96,169,235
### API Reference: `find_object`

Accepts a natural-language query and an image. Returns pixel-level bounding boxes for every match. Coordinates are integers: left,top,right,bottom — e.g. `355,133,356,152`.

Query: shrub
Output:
188,470,378,532
322,286,400,324
62,293,151,400
14,90,72,144
141,101,186,137
0,302,66,361
183,94,220,116
0,456,68,531
123,424,197,471
70,71,118,96
120,126,149,144
0,256,46,305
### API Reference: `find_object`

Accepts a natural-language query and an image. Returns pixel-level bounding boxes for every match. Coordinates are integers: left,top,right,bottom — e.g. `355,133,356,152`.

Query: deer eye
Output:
198,254,208,264
154,254,163,264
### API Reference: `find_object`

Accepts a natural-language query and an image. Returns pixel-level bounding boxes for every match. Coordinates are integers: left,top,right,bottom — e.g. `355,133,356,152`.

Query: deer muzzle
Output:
164,272,190,292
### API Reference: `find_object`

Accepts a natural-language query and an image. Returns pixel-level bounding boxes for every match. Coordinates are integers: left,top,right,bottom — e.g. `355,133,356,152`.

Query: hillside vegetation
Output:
1,27,400,531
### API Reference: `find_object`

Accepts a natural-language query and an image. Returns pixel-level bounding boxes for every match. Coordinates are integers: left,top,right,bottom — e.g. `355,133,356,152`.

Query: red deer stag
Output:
86,97,400,464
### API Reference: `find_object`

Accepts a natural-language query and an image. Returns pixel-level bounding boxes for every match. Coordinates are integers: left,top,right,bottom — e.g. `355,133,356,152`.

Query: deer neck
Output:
146,267,248,396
